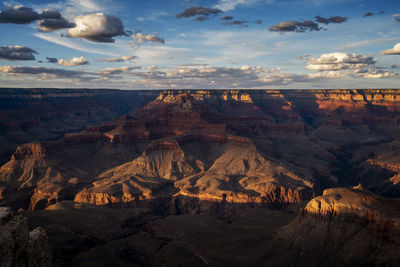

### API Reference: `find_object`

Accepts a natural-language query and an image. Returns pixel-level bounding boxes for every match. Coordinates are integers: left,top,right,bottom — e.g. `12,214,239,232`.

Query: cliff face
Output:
264,188,400,266
71,93,315,209
304,188,400,228
0,89,158,164
0,207,51,267
1,89,400,211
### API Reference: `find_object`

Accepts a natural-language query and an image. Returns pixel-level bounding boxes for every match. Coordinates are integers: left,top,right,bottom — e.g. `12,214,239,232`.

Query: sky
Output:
0,0,400,89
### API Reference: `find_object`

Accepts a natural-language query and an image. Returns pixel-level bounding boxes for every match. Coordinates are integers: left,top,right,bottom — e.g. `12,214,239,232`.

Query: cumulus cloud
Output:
0,5,40,24
132,32,165,47
102,56,136,62
221,20,248,26
130,65,308,89
57,56,89,66
306,52,375,71
353,69,397,79
176,7,222,21
307,68,396,80
269,20,320,33
0,46,38,61
67,13,127,42
363,12,374,17
305,52,395,80
38,8,75,32
381,43,400,55
315,15,348,24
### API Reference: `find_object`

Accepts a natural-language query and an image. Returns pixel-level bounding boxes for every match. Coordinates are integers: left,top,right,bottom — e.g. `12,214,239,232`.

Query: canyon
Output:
1,88,400,266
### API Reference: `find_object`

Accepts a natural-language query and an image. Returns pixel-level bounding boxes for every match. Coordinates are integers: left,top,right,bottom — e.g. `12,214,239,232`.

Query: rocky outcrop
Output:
303,188,400,231
0,142,67,210
264,188,400,266
0,143,48,186
0,207,51,267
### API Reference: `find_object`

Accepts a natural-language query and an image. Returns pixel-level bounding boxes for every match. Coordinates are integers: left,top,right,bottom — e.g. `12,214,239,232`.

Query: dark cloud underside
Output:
46,57,58,63
269,20,320,33
0,66,85,78
315,15,348,24
176,6,222,21
0,5,39,24
0,5,74,32
221,20,248,26
38,9,75,32
221,16,233,20
0,46,38,61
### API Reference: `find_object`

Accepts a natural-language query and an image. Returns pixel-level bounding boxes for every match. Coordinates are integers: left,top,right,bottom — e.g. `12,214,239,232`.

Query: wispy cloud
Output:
214,0,261,12
33,0,121,19
335,38,400,50
100,55,136,62
33,33,118,56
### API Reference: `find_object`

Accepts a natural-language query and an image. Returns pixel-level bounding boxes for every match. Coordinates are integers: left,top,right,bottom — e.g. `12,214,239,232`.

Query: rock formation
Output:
2,89,400,266
265,188,400,266
1,89,400,212
0,207,51,267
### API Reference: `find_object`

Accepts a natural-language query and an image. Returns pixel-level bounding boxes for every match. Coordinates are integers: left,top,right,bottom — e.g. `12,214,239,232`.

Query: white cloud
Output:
132,32,165,47
381,43,400,55
214,0,261,12
67,13,126,43
68,0,102,13
130,65,308,89
306,52,375,71
308,70,350,79
33,0,117,19
305,52,397,80
58,56,89,66
354,69,397,79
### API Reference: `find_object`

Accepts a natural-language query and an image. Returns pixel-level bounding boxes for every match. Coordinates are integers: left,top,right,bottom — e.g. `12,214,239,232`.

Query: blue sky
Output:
0,0,400,89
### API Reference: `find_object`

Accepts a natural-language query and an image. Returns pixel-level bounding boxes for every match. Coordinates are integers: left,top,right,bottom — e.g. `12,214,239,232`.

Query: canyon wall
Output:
1,89,400,211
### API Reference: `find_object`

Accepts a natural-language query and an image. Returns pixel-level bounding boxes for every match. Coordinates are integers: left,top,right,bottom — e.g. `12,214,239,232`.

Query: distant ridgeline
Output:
0,88,400,211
